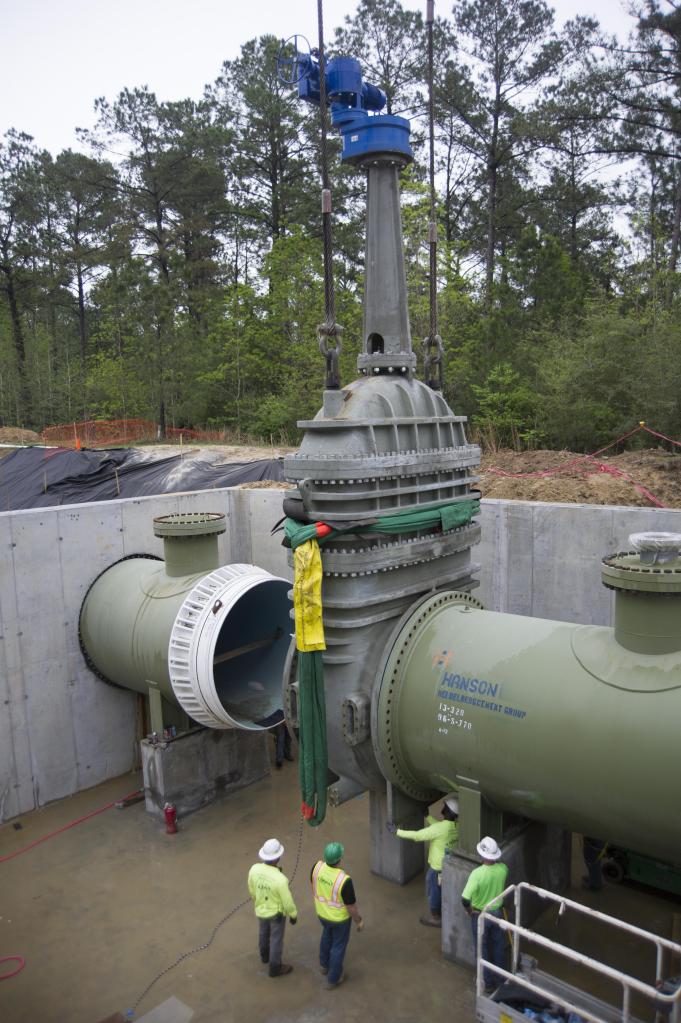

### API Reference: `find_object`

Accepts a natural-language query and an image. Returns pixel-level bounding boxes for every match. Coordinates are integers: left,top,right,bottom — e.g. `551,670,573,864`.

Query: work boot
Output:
419,912,442,927
320,965,329,975
327,972,347,989
269,964,293,977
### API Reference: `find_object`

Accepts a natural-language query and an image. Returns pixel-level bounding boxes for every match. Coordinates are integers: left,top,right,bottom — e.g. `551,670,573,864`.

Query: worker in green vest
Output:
461,836,509,994
311,841,363,989
247,837,298,978
394,796,459,926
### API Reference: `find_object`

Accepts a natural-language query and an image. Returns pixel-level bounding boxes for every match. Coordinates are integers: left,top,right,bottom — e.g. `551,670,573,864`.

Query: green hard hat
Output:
324,841,344,865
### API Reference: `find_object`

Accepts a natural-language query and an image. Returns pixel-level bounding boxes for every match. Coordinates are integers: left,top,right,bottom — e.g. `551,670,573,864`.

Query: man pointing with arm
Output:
395,796,459,926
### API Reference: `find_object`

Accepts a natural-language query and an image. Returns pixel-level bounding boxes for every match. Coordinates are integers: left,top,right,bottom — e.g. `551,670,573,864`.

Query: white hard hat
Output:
477,836,502,861
444,796,459,815
259,838,284,862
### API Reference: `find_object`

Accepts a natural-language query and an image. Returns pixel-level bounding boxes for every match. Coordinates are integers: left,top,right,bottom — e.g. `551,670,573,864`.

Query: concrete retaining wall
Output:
2,490,680,821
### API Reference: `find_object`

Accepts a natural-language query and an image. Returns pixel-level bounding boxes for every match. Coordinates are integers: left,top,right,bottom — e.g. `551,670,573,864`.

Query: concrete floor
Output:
1,753,679,1023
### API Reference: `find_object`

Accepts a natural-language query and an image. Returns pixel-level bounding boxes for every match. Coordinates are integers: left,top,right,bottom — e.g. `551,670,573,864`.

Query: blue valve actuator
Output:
298,54,412,165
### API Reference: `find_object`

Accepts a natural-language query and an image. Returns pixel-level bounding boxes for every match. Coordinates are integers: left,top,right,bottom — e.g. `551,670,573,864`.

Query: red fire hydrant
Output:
163,802,178,834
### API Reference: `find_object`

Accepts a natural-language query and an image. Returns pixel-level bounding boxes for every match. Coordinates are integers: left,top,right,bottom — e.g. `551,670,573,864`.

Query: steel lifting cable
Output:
422,0,445,391
316,0,342,389
127,813,306,1018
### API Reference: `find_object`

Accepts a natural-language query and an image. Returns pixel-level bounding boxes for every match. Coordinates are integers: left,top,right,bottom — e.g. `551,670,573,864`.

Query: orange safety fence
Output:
41,419,223,449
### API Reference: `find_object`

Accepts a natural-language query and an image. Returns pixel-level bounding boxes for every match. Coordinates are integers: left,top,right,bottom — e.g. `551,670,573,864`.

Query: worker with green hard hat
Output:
247,837,298,978
393,795,459,926
310,841,363,988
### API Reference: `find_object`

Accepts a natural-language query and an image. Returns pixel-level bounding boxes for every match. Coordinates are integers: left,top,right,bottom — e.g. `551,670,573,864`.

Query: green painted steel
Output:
602,549,681,654
80,555,208,700
374,589,681,865
153,511,225,578
80,512,224,699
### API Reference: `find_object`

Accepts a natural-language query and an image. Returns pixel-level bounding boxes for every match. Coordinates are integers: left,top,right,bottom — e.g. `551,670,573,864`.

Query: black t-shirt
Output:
310,864,356,905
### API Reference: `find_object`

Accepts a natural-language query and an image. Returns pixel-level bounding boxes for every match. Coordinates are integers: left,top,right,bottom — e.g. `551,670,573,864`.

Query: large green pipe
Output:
373,539,681,864
79,513,292,730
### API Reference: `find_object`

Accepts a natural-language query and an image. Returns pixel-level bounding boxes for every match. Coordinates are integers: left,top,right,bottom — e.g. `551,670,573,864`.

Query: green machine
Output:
373,531,681,866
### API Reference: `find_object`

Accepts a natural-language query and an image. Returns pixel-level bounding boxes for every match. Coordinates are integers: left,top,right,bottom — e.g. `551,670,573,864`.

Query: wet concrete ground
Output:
0,754,678,1023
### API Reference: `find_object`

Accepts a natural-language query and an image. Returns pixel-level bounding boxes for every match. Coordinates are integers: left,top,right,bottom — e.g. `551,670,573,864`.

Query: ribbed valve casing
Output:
283,374,481,789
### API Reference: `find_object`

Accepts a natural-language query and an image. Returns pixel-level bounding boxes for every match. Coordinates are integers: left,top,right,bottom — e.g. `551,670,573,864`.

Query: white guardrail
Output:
477,881,681,1023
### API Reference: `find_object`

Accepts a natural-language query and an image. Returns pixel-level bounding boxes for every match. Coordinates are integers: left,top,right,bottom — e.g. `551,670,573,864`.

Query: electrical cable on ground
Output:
0,788,143,864
126,812,306,1019
0,956,25,980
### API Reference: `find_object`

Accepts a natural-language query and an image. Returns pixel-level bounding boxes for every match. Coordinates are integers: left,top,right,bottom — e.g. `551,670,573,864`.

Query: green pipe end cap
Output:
153,512,226,539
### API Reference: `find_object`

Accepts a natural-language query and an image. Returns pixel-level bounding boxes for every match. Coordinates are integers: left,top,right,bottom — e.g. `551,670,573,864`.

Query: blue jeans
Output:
319,917,352,985
425,867,442,915
470,909,506,989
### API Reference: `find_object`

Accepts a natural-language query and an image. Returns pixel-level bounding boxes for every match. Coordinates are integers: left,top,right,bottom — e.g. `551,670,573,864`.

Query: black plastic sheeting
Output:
0,447,284,510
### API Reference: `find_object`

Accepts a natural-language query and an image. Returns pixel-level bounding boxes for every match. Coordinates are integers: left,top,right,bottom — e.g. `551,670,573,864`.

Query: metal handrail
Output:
476,881,681,1023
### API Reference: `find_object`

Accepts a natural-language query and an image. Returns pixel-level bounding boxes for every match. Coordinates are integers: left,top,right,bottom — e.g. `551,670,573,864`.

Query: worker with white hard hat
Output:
247,837,298,977
461,836,509,994
393,795,459,926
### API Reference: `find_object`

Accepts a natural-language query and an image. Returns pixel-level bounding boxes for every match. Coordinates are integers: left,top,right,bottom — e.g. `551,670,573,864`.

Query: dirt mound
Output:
480,448,681,509
237,479,294,489
0,427,41,445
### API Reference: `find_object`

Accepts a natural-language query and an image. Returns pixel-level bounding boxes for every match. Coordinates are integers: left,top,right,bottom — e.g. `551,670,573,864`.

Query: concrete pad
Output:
141,728,270,817
1,764,675,1023
136,996,194,1023
0,765,476,1023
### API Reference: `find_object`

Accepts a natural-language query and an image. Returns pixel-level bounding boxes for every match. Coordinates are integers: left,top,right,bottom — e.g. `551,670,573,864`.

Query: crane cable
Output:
316,0,342,389
423,0,444,391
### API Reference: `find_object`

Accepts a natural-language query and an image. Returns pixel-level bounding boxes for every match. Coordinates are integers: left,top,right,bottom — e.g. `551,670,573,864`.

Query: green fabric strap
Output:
297,650,327,827
284,498,479,550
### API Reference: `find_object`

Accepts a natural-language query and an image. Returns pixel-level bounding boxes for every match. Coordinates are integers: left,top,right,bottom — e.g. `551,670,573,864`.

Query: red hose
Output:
0,956,25,980
0,788,143,864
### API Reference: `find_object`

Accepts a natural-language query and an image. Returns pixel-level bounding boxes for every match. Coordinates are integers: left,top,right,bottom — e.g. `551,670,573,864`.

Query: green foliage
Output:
471,362,543,449
0,7,680,454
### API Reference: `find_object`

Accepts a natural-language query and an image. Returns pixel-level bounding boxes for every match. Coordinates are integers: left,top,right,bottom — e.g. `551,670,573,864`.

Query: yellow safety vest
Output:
311,860,350,922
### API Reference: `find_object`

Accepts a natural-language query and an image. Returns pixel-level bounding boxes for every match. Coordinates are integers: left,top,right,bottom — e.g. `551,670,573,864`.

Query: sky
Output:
0,0,637,156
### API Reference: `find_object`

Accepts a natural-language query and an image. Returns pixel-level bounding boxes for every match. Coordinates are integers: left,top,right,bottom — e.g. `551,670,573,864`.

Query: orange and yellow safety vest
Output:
311,860,350,922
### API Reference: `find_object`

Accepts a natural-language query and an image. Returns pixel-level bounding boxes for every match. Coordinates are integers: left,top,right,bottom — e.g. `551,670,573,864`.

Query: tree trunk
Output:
1,256,29,420
77,264,87,364
668,162,681,272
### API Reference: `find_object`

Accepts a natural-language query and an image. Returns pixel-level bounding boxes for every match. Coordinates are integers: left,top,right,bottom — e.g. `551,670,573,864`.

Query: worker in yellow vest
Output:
247,838,298,978
394,795,459,927
461,836,509,994
311,842,363,989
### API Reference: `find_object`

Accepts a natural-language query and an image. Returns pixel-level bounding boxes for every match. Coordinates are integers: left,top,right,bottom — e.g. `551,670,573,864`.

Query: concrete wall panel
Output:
1,670,34,817
11,510,64,621
71,662,137,791
120,496,175,558
23,655,78,805
244,489,292,580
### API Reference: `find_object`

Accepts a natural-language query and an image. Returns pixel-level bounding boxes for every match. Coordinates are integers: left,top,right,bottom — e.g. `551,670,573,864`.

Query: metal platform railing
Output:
477,881,681,1023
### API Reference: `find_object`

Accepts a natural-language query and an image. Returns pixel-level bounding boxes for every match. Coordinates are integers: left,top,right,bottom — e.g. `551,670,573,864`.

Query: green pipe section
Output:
80,513,225,700
375,583,681,865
